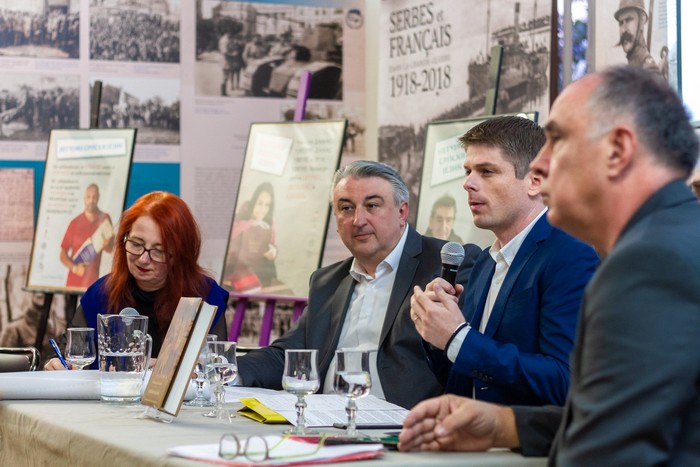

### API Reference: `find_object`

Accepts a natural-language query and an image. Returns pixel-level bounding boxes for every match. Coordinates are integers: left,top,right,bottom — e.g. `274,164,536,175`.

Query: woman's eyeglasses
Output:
218,433,326,462
124,238,168,263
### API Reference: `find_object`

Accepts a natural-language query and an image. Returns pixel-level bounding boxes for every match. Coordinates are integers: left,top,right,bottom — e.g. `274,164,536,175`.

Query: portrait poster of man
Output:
416,113,537,249
221,120,346,298
26,128,136,293
593,0,676,82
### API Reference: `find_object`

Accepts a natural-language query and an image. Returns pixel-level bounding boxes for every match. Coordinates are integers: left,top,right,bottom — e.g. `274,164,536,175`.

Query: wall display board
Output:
592,0,676,86
26,128,136,293
416,112,538,248
221,120,346,297
378,0,554,226
679,0,700,125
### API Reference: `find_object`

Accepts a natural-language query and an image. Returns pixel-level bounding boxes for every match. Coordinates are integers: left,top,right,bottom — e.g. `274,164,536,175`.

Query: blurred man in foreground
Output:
400,66,700,464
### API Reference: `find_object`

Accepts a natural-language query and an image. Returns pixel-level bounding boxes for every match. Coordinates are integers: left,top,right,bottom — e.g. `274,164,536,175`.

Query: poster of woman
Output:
221,120,346,297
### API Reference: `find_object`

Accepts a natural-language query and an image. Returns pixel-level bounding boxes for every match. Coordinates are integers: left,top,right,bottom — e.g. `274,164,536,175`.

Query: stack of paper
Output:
169,435,384,466
225,387,408,427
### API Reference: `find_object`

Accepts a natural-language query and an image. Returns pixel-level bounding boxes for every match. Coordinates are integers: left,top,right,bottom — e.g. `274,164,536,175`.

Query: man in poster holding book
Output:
59,183,115,289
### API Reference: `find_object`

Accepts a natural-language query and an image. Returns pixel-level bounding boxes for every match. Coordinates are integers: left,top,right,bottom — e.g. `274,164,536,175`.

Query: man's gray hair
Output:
331,160,410,207
587,65,698,177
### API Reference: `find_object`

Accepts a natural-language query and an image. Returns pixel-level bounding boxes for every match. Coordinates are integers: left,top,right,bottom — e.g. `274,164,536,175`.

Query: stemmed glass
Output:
203,341,238,421
333,349,372,438
186,334,218,407
65,327,96,370
282,349,319,435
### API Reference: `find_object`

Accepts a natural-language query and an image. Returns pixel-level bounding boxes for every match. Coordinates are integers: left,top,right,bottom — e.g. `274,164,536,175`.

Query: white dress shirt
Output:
321,226,409,399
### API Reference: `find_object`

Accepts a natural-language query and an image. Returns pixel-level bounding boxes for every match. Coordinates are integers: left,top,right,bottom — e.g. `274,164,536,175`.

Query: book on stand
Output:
141,297,217,419
73,218,114,265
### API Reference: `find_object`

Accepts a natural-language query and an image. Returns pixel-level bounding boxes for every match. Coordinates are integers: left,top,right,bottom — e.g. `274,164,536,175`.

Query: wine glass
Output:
65,327,96,370
203,341,238,421
186,334,217,407
333,349,372,438
282,349,319,435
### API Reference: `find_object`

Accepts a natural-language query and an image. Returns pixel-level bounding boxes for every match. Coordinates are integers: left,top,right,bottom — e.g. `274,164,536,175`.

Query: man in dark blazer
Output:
237,160,480,409
399,67,700,465
412,116,598,407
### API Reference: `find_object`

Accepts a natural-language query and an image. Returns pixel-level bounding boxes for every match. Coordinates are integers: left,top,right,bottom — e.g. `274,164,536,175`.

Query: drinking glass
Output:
203,341,238,421
333,349,372,438
65,327,96,370
282,349,319,435
186,334,218,407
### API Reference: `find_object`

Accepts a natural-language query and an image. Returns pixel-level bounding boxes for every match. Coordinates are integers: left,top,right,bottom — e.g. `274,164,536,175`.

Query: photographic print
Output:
416,113,538,248
0,168,34,241
593,0,673,81
378,0,553,225
221,120,346,297
195,1,343,99
0,0,80,59
0,72,79,142
26,128,136,293
89,0,180,63
0,271,67,364
91,76,180,145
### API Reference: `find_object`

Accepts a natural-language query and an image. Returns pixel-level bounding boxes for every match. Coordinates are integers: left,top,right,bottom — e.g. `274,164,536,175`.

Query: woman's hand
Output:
264,244,278,260
44,357,72,371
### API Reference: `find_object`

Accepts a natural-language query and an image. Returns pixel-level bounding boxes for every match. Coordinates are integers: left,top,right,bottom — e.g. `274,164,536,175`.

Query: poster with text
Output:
221,120,346,297
378,0,553,226
26,128,136,293
416,112,538,248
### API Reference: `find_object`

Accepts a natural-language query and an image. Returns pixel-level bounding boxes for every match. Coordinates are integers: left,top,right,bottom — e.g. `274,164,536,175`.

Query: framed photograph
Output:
221,120,347,297
416,113,538,249
26,128,137,293
592,0,675,83
679,0,699,126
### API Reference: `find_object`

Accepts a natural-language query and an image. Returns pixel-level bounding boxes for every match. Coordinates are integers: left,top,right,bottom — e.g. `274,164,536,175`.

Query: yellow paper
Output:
237,397,288,424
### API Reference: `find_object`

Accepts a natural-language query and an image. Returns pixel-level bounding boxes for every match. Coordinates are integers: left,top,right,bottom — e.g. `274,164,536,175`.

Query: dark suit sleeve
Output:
236,306,309,390
513,405,563,456
451,238,597,406
553,242,700,465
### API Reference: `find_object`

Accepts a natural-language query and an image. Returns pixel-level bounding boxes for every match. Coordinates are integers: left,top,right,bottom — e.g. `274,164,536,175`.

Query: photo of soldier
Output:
614,0,661,75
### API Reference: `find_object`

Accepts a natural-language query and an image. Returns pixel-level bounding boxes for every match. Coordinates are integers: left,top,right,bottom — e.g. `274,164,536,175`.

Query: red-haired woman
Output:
45,191,229,370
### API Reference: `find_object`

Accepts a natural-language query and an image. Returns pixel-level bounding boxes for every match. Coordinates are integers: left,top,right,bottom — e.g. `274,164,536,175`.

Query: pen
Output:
49,338,70,369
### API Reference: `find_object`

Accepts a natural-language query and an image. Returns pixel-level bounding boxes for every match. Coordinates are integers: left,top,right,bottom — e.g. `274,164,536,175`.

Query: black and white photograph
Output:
0,0,79,59
0,72,79,141
89,0,180,63
593,0,673,81
195,1,343,99
91,76,180,145
0,270,67,365
378,0,553,226
281,101,366,156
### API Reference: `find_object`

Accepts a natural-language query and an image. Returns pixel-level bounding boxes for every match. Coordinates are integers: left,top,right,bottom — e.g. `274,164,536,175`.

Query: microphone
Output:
119,307,140,325
119,307,140,316
440,241,465,287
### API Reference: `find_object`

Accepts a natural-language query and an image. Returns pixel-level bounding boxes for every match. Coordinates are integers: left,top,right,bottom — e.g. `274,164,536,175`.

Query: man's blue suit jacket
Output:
432,215,598,406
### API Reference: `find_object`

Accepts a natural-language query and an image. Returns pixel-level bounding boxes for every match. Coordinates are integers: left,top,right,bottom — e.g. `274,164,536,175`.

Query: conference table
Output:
0,398,548,466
